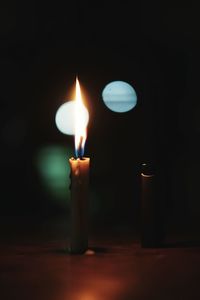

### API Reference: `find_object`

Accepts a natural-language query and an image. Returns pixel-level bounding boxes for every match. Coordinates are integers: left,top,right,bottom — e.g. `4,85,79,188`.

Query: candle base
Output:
68,245,88,255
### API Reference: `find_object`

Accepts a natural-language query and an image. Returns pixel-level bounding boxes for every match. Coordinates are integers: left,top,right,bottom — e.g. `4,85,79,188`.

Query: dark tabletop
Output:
0,217,200,300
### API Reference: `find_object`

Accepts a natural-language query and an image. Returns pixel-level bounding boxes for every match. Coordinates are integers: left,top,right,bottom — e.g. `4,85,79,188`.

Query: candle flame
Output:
75,77,87,158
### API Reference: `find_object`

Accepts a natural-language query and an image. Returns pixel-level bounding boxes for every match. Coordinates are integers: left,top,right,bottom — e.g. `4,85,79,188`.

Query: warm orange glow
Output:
75,77,88,157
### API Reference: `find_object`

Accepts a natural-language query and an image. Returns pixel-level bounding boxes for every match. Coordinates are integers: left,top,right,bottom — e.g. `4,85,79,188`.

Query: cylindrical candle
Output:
140,163,157,247
69,157,90,254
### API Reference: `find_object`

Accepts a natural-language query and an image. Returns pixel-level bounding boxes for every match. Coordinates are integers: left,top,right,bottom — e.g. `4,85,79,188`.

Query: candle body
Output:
141,163,167,248
141,172,157,247
69,157,90,254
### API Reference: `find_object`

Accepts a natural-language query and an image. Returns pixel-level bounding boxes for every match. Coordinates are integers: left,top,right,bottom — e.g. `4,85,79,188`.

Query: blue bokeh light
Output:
102,81,137,113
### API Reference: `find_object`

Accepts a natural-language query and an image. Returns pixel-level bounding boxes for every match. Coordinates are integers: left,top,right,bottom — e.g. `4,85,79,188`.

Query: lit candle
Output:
69,78,90,254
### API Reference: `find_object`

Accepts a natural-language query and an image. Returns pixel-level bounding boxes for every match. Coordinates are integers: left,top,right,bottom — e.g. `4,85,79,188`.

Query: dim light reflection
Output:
141,173,155,177
63,278,124,300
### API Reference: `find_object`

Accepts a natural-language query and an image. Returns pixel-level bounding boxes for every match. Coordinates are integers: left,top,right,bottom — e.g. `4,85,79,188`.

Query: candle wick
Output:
75,136,84,159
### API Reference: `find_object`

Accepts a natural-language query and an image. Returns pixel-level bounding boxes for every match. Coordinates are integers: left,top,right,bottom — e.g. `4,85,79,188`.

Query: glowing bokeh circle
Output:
102,81,137,113
55,101,89,135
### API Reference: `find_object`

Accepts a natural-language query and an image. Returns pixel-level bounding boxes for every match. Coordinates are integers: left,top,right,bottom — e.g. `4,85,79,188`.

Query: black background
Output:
1,1,200,240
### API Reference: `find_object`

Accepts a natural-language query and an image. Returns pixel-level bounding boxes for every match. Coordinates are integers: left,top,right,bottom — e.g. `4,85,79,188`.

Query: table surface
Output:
1,218,200,300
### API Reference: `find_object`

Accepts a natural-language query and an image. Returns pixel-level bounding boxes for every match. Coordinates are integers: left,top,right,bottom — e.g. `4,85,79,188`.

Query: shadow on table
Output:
51,246,109,255
161,240,200,248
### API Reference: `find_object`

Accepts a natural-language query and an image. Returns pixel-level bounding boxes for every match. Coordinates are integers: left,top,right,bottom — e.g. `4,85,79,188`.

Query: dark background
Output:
1,1,200,241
